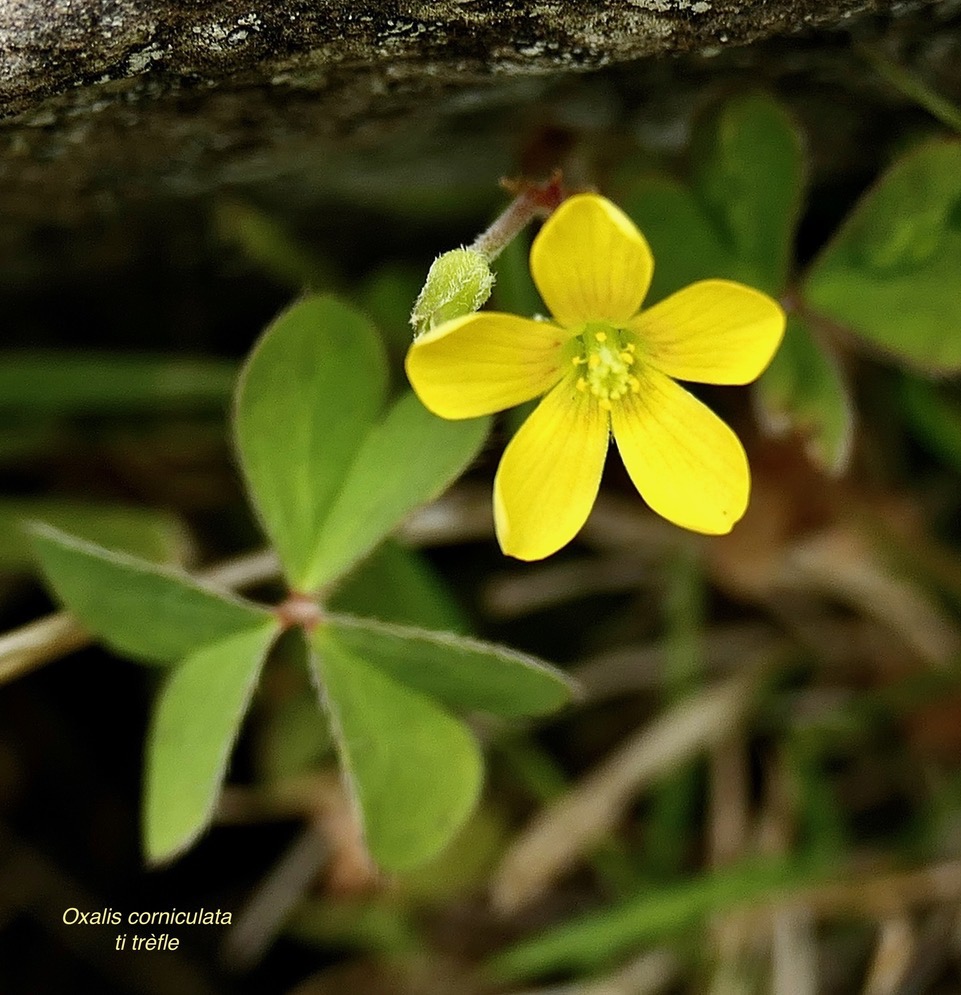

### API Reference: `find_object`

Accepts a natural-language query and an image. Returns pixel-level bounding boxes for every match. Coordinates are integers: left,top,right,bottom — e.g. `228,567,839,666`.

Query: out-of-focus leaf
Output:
900,375,961,474
487,858,813,983
755,316,855,475
234,295,387,590
0,352,236,415
804,140,961,372
256,690,333,784
214,200,334,290
286,899,420,955
325,612,575,718
357,264,422,360
308,392,490,589
623,175,755,304
328,539,468,633
623,94,804,302
310,628,482,871
0,500,188,572
400,804,509,902
30,524,270,664
144,621,280,862
691,92,805,295
0,423,59,463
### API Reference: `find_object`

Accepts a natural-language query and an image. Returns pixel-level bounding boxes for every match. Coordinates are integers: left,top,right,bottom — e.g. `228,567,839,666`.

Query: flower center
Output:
569,324,640,410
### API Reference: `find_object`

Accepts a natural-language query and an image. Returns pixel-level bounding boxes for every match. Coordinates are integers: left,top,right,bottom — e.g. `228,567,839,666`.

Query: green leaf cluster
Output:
622,94,853,476
804,140,961,374
30,294,575,872
622,95,961,475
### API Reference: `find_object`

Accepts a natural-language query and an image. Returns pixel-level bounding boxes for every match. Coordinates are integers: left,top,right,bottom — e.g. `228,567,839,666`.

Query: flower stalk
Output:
410,173,567,335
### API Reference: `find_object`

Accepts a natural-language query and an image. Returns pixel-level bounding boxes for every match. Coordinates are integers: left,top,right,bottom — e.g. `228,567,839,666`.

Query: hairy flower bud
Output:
410,248,495,335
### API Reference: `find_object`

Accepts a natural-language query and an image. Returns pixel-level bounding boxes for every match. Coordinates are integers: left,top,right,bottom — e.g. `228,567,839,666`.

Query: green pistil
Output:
570,325,640,410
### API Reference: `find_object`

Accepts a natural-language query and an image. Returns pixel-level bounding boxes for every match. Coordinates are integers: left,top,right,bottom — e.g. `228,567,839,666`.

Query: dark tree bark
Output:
0,0,957,279
0,0,910,116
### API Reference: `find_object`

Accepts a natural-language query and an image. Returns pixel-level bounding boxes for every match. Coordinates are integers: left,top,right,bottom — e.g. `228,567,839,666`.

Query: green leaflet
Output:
30,524,270,664
623,174,757,305
325,612,574,718
144,622,280,862
234,297,489,593
234,295,388,590
1,500,187,572
0,351,235,415
623,93,804,302
691,92,805,295
755,317,855,475
804,140,961,373
308,392,490,589
310,628,483,871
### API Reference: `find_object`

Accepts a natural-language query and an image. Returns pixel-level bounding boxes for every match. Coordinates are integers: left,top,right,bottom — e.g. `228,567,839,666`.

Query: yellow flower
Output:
406,193,786,561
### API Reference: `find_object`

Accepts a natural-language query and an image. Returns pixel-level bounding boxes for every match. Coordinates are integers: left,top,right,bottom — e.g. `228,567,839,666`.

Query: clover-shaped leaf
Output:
326,613,575,718
145,622,281,862
310,628,483,871
803,140,961,373
30,525,270,664
235,295,491,591
235,296,389,590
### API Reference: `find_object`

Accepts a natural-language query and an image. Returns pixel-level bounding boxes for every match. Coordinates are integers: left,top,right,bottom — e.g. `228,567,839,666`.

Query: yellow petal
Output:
494,379,609,560
531,194,654,329
611,367,749,535
406,312,566,419
631,279,786,385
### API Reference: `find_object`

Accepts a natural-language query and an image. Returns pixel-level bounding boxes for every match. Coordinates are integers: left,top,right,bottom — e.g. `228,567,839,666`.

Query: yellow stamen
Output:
573,325,641,409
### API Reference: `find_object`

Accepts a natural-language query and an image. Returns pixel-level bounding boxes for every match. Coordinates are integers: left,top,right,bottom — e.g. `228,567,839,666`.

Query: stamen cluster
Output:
572,327,640,410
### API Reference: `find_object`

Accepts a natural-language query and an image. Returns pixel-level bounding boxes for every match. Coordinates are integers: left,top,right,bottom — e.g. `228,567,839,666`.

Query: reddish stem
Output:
276,593,324,632
469,170,567,261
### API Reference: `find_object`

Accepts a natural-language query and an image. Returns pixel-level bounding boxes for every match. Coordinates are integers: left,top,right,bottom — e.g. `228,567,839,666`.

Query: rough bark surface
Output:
0,0,957,280
0,0,901,117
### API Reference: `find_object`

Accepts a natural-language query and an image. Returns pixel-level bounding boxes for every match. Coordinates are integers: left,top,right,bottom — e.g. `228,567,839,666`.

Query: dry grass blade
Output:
784,527,961,666
771,907,818,995
490,665,767,913
507,948,679,995
221,825,328,971
483,555,653,619
572,623,779,702
756,860,961,922
0,611,87,685
860,916,915,995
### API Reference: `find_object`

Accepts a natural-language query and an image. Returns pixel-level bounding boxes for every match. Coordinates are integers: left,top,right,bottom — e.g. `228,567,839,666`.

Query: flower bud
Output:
410,248,495,335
